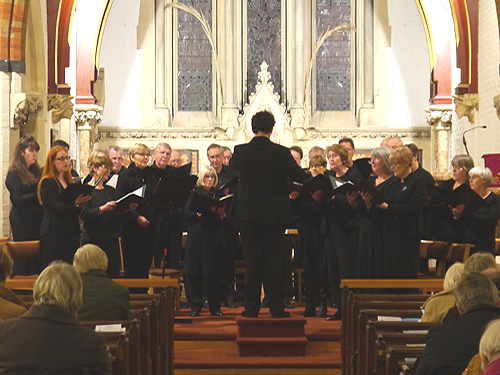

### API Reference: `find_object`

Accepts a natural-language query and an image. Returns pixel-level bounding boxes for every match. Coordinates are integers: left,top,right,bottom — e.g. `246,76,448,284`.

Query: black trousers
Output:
239,221,286,316
185,273,220,313
155,211,183,269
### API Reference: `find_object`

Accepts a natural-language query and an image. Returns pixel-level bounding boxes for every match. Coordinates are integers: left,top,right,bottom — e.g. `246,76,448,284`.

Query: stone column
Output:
74,105,103,177
426,105,453,179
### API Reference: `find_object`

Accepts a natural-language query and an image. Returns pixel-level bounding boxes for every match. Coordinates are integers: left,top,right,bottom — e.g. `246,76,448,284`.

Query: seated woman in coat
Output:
73,244,132,321
0,249,27,320
184,165,226,317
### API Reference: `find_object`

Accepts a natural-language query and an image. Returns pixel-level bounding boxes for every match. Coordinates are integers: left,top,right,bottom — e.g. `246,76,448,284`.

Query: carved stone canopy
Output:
453,93,479,123
12,94,43,135
47,94,74,123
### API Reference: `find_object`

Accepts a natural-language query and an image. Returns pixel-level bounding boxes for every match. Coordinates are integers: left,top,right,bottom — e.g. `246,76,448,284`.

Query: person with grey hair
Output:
74,244,132,321
415,272,500,375
184,165,226,317
106,145,126,177
380,137,403,150
464,166,500,255
357,146,394,280
479,318,500,374
434,154,475,243
308,146,326,160
0,261,111,375
0,249,27,320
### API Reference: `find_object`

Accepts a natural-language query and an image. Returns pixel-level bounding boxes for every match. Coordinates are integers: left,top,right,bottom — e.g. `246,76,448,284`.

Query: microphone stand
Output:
462,125,487,155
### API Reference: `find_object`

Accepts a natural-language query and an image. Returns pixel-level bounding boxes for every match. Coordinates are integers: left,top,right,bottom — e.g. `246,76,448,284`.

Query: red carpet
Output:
174,305,342,372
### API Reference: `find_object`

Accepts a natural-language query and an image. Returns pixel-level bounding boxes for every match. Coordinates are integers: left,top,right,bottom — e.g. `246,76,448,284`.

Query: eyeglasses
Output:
55,156,71,162
310,164,324,169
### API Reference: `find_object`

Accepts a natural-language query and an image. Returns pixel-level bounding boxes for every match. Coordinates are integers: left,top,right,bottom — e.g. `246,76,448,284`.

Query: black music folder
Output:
152,175,198,209
300,174,335,201
57,183,94,202
437,184,486,219
353,179,388,206
116,185,146,210
150,162,192,180
219,175,239,192
189,192,234,215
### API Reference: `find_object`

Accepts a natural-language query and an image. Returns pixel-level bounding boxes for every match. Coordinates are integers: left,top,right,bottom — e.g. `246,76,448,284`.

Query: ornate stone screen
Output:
316,0,351,111
247,0,281,101
178,0,213,111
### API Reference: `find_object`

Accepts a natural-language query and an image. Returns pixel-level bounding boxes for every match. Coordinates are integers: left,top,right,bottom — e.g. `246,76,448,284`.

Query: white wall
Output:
386,0,430,128
99,0,142,128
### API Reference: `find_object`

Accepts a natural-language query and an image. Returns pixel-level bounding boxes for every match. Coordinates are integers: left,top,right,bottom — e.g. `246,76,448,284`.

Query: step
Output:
237,336,308,357
235,315,307,338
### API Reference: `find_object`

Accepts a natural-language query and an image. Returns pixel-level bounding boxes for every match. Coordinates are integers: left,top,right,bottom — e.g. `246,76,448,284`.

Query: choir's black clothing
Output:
39,178,82,269
230,136,307,316
109,166,126,178
5,171,44,275
184,187,226,313
294,176,329,311
116,163,157,280
433,179,468,243
414,165,435,240
324,167,363,307
464,192,500,255
80,186,121,278
151,162,184,270
383,172,426,278
356,176,394,279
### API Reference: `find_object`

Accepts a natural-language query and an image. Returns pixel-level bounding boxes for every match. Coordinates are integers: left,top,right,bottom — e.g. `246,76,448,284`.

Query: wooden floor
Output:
174,304,342,375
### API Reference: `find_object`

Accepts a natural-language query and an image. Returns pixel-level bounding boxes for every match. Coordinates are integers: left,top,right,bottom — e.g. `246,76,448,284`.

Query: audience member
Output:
74,244,132,321
0,250,27,320
480,318,500,374
0,261,111,375
415,272,500,375
420,262,464,322
465,252,498,273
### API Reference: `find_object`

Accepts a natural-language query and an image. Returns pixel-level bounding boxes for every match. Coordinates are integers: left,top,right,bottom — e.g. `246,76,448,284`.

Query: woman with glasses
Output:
184,165,226,317
80,150,125,278
433,154,475,243
115,143,157,282
356,147,394,280
5,136,44,276
37,146,91,269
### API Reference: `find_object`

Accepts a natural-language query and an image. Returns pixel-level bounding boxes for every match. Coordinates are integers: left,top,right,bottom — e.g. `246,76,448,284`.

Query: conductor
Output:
230,111,307,318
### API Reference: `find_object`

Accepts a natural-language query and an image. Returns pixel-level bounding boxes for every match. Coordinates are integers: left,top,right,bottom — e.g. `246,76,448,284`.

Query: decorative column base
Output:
74,105,103,177
426,105,452,179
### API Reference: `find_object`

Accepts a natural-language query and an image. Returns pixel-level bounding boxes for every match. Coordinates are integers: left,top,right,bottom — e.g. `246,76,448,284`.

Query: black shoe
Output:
284,300,294,309
303,307,316,317
318,304,328,318
272,311,291,319
210,310,225,316
225,297,237,308
203,299,209,309
241,310,258,318
325,310,342,321
190,307,201,317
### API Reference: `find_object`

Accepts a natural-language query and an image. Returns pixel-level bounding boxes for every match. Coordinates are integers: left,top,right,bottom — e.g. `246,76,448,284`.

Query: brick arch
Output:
0,0,30,73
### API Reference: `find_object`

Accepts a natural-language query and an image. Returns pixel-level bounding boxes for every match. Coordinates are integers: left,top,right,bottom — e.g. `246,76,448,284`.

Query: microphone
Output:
463,125,487,155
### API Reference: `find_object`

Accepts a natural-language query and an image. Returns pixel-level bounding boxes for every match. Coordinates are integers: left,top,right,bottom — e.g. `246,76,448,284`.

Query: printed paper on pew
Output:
377,316,401,321
403,330,429,334
95,324,126,332
406,344,426,347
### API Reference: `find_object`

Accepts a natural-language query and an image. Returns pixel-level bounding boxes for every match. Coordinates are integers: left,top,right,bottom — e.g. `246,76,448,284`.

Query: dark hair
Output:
290,145,303,159
207,143,222,155
405,143,419,158
339,137,355,149
326,144,349,164
251,111,275,134
52,139,70,150
9,136,42,185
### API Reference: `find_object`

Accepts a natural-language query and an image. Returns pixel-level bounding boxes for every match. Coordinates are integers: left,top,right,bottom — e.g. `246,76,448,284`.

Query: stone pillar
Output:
74,105,103,177
426,105,453,179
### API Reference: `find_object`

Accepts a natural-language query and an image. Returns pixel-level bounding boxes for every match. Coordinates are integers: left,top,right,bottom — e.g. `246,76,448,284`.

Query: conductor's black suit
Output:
230,136,307,317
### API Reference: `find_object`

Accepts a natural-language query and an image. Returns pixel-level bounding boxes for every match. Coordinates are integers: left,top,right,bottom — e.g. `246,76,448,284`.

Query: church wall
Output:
473,0,500,167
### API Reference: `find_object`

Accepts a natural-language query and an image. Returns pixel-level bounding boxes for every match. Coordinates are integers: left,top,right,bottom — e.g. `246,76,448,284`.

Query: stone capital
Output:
425,106,453,129
74,105,103,130
453,93,479,123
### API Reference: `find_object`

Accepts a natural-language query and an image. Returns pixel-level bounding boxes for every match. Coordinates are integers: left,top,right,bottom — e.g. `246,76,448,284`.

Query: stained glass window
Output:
178,0,212,111
316,0,351,111
247,0,281,100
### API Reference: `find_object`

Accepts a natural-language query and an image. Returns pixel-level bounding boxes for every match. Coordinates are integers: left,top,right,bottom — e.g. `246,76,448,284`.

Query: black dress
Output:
382,172,426,279
116,163,157,280
80,186,121,278
324,167,363,307
464,192,500,255
39,179,82,269
183,187,226,313
356,175,395,279
433,179,468,243
5,170,44,275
